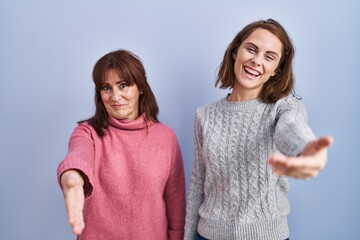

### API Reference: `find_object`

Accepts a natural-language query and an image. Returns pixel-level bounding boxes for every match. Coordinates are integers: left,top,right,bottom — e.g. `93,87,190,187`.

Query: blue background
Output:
1,0,359,239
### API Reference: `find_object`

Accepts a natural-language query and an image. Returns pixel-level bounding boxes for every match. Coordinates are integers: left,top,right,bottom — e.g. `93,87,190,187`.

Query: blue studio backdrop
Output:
0,1,359,239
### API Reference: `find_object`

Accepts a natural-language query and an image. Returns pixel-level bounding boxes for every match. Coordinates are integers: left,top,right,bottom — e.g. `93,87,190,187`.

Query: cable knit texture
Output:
184,95,315,240
57,115,186,240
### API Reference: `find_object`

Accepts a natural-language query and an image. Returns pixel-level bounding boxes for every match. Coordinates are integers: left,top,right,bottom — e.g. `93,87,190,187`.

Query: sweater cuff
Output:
57,160,94,197
168,230,184,240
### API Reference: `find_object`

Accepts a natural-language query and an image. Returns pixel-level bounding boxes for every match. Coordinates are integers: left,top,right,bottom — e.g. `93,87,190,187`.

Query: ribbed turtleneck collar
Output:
108,114,154,130
219,95,264,111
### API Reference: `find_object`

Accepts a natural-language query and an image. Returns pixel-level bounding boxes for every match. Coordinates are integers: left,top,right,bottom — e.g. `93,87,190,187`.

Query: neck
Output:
108,114,152,130
227,91,259,102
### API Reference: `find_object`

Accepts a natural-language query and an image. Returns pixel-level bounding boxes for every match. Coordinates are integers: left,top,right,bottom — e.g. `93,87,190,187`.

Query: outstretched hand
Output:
268,136,334,179
61,170,85,235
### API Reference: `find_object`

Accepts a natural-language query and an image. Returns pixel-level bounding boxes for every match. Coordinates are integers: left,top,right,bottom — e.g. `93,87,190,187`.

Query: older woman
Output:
58,50,185,240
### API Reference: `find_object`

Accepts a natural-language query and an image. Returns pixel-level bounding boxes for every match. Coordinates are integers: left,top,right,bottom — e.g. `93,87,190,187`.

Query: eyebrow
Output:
244,42,280,58
103,80,126,85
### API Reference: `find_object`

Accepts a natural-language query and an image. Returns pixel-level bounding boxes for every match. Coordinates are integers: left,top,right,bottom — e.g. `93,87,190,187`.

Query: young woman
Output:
184,19,333,240
58,50,186,240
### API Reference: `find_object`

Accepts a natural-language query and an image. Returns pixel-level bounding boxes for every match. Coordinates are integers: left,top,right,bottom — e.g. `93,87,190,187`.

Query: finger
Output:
287,154,326,170
310,135,334,152
316,136,333,149
269,156,300,170
286,168,319,179
283,161,322,178
69,203,85,235
64,188,85,234
65,189,77,225
73,215,85,235
271,157,323,179
268,154,287,165
274,165,317,179
70,201,85,235
272,166,285,176
74,188,85,234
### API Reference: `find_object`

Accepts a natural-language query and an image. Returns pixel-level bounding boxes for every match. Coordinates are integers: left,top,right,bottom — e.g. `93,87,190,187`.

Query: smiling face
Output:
231,28,283,101
101,69,141,120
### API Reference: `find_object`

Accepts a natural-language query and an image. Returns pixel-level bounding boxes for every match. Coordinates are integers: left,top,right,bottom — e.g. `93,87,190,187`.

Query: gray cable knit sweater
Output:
184,95,315,240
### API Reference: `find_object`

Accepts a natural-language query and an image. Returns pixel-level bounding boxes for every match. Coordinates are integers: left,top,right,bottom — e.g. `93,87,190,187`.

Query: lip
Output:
111,104,126,109
243,65,261,79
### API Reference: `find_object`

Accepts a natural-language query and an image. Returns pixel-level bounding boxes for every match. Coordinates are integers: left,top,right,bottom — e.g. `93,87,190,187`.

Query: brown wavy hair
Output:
216,19,296,103
80,49,159,137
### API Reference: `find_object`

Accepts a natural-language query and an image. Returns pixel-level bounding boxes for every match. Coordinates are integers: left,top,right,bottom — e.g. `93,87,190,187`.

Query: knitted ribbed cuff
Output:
198,217,289,240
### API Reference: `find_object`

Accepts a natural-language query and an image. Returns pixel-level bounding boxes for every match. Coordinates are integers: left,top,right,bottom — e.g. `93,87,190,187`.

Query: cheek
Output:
233,58,242,73
131,96,140,107
265,63,278,76
100,93,110,104
128,90,140,104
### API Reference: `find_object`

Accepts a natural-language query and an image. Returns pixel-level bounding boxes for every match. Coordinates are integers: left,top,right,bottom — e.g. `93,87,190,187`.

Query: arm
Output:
184,111,206,240
164,134,186,240
57,124,96,235
268,96,334,179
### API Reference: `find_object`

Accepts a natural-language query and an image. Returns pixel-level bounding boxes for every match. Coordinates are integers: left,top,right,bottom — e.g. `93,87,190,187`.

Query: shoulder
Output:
275,94,304,108
273,94,309,120
197,98,223,111
74,121,94,133
273,94,306,113
196,98,223,118
151,122,178,141
150,122,182,152
70,121,99,140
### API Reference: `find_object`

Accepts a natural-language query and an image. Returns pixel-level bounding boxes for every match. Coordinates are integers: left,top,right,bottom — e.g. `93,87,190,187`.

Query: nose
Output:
251,57,261,66
110,89,122,101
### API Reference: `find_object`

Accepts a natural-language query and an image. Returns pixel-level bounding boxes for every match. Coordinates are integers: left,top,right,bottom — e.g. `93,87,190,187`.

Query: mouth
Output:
244,66,261,77
112,104,126,109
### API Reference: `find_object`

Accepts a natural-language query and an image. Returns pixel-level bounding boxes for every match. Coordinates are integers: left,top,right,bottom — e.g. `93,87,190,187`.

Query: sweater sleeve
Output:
274,96,316,156
184,109,206,240
57,124,95,197
164,131,186,240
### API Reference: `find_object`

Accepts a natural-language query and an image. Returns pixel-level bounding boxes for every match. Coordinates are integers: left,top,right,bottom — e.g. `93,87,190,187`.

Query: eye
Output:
265,55,275,61
119,82,128,89
118,80,130,89
101,85,111,91
247,47,256,53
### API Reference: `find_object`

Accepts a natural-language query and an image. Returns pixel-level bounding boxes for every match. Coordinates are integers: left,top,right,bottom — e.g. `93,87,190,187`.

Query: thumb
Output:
315,135,334,150
61,170,84,190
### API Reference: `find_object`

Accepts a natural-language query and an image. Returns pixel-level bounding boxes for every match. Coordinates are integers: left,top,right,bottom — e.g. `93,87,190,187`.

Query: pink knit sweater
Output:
57,115,186,240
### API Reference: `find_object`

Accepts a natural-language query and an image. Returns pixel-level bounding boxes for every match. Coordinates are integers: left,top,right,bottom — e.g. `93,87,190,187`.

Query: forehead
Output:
103,69,123,84
243,28,283,54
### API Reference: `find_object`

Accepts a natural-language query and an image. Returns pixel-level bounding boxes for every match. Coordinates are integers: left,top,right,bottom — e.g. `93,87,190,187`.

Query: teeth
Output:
244,66,260,76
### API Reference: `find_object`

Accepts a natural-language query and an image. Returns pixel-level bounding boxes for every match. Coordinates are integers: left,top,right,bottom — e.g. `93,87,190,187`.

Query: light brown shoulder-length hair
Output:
80,49,159,137
216,19,296,103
